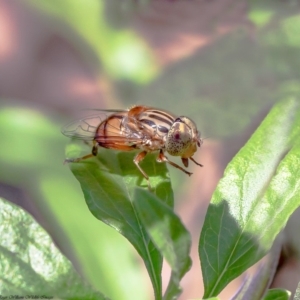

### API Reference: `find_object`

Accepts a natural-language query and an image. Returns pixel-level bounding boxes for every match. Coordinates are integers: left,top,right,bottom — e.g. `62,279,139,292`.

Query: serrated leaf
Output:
262,289,291,300
133,188,191,300
69,149,174,300
0,197,106,300
199,98,300,298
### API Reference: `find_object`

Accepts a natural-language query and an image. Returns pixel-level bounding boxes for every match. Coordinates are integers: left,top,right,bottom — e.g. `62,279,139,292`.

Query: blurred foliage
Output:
28,0,158,83
27,0,300,138
130,12,300,138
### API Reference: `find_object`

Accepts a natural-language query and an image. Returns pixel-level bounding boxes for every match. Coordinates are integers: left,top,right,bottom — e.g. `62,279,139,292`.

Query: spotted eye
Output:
165,122,192,156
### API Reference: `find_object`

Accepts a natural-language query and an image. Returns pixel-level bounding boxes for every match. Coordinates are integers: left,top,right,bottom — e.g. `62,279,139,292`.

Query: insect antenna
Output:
81,108,127,113
201,136,210,141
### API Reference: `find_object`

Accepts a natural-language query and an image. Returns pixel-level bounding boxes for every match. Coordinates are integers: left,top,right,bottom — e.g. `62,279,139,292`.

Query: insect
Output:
62,105,203,189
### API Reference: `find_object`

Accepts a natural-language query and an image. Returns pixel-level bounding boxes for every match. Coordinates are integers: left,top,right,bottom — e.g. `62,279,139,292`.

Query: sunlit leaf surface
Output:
0,197,106,299
199,98,300,297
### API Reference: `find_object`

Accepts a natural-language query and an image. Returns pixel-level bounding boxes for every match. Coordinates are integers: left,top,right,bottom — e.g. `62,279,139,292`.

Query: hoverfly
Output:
62,105,203,189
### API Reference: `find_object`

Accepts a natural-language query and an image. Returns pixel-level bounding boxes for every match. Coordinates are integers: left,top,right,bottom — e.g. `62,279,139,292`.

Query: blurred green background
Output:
0,0,300,299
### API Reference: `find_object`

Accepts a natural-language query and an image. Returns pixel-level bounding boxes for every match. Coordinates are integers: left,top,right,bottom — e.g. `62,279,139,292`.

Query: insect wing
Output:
62,115,106,140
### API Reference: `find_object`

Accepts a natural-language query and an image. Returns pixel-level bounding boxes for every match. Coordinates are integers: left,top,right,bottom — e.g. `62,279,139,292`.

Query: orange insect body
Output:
62,105,203,188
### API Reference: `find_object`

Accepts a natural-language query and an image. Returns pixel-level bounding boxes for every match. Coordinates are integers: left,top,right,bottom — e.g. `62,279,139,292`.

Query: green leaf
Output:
262,289,291,300
133,188,192,300
199,98,300,297
69,149,174,300
0,197,106,299
0,107,64,169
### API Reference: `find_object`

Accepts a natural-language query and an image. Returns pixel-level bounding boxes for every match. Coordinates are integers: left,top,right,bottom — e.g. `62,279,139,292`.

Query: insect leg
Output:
181,157,189,167
133,151,151,189
157,150,193,176
64,141,98,163
189,157,203,167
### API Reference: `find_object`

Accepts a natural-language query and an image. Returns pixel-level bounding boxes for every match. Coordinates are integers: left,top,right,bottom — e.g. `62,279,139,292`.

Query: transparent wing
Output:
61,109,127,140
61,108,160,148
61,115,103,140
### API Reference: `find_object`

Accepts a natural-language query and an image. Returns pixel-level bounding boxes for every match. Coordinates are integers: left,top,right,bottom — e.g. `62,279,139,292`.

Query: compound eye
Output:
165,122,192,156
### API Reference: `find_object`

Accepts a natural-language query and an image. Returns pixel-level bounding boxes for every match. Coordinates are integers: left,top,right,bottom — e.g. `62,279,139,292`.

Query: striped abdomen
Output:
95,111,135,151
